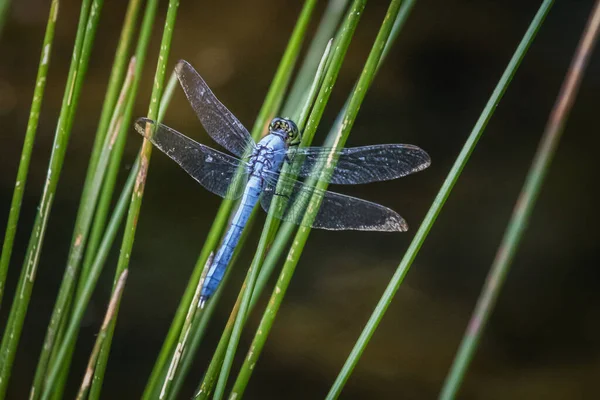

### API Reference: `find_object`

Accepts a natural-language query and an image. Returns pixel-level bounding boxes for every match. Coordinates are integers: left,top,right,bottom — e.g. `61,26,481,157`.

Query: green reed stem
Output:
326,1,555,398
141,1,318,397
75,270,129,400
0,1,102,396
283,0,348,116
48,3,158,397
88,0,178,398
0,0,58,309
439,1,599,398
36,59,136,398
32,55,139,400
78,0,143,286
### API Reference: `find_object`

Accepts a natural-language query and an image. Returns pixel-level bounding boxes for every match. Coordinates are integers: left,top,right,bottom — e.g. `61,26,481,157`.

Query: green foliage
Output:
0,1,103,397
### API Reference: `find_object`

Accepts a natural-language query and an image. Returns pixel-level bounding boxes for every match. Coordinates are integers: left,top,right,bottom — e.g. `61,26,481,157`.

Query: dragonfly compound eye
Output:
270,117,300,143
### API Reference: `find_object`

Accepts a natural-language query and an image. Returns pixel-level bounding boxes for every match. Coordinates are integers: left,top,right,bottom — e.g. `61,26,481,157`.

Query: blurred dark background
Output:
1,0,599,399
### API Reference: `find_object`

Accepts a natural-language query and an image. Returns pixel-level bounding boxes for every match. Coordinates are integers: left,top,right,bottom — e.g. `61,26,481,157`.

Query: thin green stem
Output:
193,275,247,400
282,0,348,116
0,1,102,396
327,1,555,398
88,0,180,398
142,0,318,396
439,1,598,398
75,270,129,400
78,0,143,286
0,0,58,308
228,0,376,397
158,263,206,399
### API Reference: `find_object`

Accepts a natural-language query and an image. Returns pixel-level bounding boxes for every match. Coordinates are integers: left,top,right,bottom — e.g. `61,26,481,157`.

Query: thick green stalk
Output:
439,1,598,398
327,1,555,398
75,270,129,400
0,1,102,396
88,0,180,398
0,0,59,308
228,0,379,398
141,1,318,397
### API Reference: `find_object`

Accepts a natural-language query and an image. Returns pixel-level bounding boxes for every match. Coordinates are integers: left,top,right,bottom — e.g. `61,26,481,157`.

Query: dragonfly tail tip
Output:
199,296,207,309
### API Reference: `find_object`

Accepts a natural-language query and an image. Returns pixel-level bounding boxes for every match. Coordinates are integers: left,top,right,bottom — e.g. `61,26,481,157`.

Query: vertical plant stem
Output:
0,1,103,397
46,2,159,397
326,1,555,398
142,1,318,397
439,2,600,398
282,0,348,116
88,0,180,398
35,58,136,397
78,0,143,286
158,261,206,400
75,270,129,400
31,55,137,400
228,0,378,398
85,0,162,395
0,0,58,308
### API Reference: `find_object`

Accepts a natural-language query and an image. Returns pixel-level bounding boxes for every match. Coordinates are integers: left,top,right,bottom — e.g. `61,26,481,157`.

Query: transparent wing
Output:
135,118,249,199
277,144,430,184
175,60,255,157
260,172,407,232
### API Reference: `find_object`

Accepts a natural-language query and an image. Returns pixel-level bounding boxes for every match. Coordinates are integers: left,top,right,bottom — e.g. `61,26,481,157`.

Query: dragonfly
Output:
135,60,431,307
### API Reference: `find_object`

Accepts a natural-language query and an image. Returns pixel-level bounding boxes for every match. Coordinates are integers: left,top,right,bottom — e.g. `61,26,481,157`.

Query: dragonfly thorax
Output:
248,133,288,181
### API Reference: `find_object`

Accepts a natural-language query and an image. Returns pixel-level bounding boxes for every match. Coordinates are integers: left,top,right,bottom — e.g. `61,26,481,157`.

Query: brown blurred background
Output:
0,0,599,399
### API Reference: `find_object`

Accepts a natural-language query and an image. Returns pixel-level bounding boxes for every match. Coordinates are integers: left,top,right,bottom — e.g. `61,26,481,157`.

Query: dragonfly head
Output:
269,117,300,146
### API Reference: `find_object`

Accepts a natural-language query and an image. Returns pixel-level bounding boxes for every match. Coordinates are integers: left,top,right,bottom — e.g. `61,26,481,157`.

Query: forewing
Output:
135,118,248,199
280,144,430,184
260,172,407,232
175,60,255,157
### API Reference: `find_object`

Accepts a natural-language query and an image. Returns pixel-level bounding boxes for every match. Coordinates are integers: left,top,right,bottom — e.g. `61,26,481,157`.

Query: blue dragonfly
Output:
135,60,431,307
